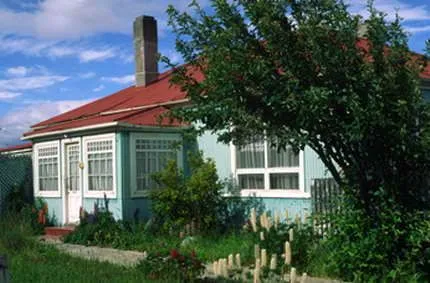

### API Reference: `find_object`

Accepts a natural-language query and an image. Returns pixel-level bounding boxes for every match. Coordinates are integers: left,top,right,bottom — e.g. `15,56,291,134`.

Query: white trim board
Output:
33,140,61,198
129,132,183,198
230,142,308,198
82,133,117,199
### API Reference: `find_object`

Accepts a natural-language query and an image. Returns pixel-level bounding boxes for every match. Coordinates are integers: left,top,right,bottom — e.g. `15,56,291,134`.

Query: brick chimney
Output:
133,16,158,87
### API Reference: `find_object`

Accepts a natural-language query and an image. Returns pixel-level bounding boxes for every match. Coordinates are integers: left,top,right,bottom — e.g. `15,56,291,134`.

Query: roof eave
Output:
22,121,190,140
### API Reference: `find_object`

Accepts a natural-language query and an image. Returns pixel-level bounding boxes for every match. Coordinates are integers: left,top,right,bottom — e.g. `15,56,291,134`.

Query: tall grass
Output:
0,213,162,283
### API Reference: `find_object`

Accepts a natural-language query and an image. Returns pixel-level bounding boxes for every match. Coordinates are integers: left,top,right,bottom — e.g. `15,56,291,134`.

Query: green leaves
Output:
166,0,430,216
150,152,224,233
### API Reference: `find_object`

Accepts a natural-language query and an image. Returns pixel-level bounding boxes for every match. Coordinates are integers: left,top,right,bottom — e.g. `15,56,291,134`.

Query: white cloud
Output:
348,0,430,22
0,0,210,40
406,25,430,34
4,65,50,77
0,35,124,63
93,84,105,92
101,74,135,84
0,75,69,91
79,72,97,79
161,49,183,65
0,91,22,100
79,49,116,62
0,98,95,147
5,66,29,77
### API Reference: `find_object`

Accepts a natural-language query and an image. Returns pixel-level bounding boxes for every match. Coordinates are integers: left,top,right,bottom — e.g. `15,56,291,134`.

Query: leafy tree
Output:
164,0,430,220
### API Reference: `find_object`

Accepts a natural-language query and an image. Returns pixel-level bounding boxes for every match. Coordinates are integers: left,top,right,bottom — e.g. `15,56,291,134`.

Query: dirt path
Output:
40,237,146,267
40,237,342,282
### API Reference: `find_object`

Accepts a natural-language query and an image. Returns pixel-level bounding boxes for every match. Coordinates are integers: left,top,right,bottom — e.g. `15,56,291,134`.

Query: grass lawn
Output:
0,241,160,283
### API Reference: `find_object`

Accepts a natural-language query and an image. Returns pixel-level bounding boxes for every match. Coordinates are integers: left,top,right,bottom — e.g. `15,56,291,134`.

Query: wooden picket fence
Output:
311,178,342,237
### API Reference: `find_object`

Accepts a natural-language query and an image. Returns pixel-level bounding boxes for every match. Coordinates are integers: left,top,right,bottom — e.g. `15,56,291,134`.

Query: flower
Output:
170,249,180,259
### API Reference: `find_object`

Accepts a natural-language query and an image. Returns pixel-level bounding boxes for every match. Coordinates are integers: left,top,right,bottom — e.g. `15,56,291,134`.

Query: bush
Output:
307,191,430,282
139,249,205,282
64,200,124,247
150,152,224,233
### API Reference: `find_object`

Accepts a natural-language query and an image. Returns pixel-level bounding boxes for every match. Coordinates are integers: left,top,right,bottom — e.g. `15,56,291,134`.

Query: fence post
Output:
0,255,9,283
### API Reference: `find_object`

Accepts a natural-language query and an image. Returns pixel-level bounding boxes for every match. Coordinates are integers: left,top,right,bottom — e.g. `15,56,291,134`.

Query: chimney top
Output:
134,15,159,87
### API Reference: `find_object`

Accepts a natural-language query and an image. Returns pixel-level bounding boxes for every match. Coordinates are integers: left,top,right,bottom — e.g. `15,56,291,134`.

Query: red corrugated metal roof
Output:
25,107,184,136
23,42,430,139
24,68,200,137
0,142,32,153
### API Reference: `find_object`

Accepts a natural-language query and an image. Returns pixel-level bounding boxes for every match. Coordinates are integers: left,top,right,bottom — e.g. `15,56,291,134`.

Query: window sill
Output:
240,189,310,199
84,191,117,199
35,191,61,198
131,190,153,198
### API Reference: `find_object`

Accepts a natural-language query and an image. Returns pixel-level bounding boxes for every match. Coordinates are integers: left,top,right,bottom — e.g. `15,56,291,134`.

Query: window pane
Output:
87,140,113,192
236,139,265,169
268,142,299,167
38,145,58,191
238,174,264,190
135,139,178,191
270,173,299,190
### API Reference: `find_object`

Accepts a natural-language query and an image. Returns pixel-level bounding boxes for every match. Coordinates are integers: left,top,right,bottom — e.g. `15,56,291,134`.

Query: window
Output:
232,138,305,197
66,144,80,191
130,133,181,197
34,142,60,197
83,134,116,197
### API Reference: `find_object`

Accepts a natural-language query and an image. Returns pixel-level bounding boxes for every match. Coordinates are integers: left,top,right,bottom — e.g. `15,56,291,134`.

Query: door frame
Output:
61,137,83,225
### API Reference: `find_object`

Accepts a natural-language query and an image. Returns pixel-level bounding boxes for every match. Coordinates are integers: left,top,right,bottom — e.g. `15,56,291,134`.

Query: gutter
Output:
21,121,189,140
22,122,120,140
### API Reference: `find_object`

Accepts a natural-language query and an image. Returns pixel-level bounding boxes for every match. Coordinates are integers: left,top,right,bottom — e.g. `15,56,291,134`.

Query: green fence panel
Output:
0,153,33,214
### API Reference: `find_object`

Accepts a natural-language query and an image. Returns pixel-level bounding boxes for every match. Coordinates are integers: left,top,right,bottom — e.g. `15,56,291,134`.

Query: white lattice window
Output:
232,137,306,198
83,134,116,198
34,141,60,197
130,133,182,197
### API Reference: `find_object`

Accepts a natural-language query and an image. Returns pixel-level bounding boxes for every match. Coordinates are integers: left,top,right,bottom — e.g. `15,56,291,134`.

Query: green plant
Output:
150,152,224,233
139,249,205,282
307,191,430,282
64,202,123,247
4,184,30,214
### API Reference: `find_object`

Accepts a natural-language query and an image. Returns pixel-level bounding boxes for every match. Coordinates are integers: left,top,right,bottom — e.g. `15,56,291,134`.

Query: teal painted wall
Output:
197,131,231,181
260,197,311,221
38,129,329,224
82,198,122,220
303,146,331,193
119,131,153,221
44,197,63,225
423,89,430,101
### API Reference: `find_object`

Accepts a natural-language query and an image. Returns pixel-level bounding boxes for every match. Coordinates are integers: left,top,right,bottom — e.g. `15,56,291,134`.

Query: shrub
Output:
308,191,430,282
64,200,124,247
139,249,205,282
0,229,32,253
4,184,30,214
150,152,224,233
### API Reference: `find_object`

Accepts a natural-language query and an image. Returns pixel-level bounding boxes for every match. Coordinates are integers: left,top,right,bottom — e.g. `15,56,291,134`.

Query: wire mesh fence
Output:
0,152,33,214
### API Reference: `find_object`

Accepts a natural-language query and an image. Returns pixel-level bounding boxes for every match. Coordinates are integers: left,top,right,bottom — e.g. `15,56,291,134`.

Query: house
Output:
9,15,429,225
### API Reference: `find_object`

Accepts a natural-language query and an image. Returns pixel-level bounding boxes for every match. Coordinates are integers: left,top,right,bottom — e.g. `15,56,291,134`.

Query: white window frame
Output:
231,140,308,198
130,132,183,198
34,141,61,198
83,133,116,198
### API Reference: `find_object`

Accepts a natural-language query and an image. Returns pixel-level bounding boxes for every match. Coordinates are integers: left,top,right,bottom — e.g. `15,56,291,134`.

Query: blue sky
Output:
0,0,429,147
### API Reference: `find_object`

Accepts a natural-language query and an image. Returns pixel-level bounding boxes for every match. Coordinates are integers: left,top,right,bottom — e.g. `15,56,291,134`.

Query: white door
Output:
65,143,81,224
